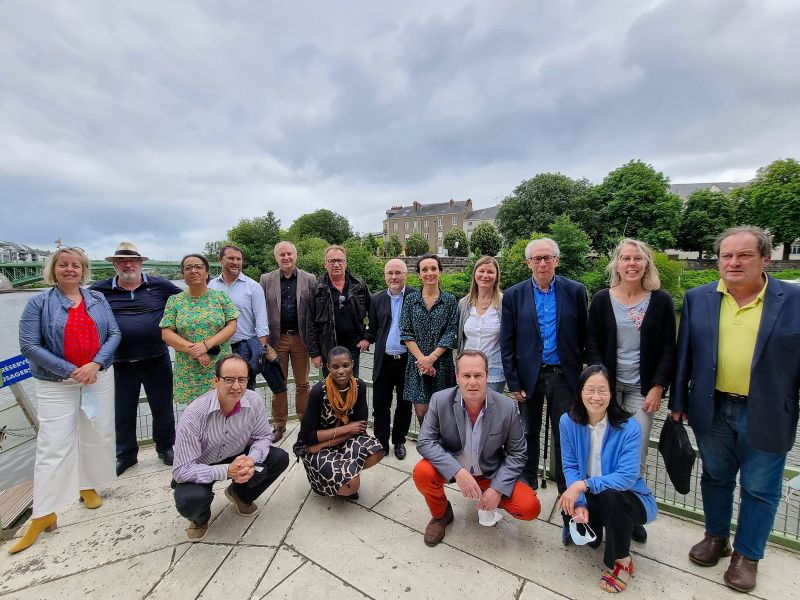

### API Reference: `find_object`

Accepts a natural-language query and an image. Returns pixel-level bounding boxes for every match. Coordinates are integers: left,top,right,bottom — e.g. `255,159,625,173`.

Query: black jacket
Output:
365,285,415,379
586,288,676,396
306,272,370,360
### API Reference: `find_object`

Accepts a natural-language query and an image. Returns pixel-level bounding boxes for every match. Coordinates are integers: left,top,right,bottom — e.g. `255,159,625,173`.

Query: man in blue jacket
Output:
501,237,587,503
670,226,800,593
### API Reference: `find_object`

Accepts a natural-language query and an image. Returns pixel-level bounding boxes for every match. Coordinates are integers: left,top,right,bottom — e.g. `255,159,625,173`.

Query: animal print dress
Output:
300,385,383,496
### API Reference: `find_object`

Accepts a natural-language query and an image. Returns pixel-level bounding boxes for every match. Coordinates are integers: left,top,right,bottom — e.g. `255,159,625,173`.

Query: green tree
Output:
363,233,378,255
498,239,530,290
730,186,757,226
226,211,282,279
495,173,594,247
676,189,736,257
652,253,684,308
343,238,385,290
386,234,403,257
545,215,592,280
592,160,682,251
287,209,353,244
203,240,228,259
295,237,329,277
443,229,469,256
742,158,800,259
405,233,430,257
469,222,502,257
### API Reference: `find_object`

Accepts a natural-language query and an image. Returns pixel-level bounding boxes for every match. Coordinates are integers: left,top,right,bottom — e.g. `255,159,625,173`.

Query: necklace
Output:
478,297,492,310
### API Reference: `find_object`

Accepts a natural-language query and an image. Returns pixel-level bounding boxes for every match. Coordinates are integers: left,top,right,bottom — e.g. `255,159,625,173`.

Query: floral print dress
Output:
160,289,239,403
399,289,458,404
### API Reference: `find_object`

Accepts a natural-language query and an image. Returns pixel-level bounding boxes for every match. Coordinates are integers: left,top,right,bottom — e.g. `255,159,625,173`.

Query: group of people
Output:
10,227,800,595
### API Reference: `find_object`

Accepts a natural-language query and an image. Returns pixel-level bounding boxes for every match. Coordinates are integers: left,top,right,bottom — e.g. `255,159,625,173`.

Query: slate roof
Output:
466,205,499,221
385,200,469,219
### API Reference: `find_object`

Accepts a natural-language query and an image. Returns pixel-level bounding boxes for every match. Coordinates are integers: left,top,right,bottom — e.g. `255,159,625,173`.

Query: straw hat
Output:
105,241,150,262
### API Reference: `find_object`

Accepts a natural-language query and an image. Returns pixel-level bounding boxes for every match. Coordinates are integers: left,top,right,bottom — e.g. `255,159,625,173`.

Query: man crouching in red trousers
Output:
413,350,540,546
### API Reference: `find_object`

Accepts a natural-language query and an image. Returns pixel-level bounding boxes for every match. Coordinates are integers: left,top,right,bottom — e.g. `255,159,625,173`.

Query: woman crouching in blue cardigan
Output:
558,365,657,593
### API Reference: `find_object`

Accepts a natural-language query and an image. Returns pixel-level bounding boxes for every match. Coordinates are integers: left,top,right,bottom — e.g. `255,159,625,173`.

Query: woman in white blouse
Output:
456,256,505,392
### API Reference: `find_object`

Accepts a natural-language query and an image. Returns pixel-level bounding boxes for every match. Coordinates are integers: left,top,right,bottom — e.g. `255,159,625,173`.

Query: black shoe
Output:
380,442,390,456
394,443,407,460
158,449,174,466
116,457,138,476
632,524,647,543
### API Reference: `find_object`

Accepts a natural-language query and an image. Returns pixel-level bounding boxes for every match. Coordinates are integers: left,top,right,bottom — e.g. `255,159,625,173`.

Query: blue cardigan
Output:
559,413,657,523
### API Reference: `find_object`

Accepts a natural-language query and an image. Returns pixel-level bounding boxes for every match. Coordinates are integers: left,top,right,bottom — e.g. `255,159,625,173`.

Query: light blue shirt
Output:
209,273,268,343
532,277,560,365
384,288,407,356
457,395,485,476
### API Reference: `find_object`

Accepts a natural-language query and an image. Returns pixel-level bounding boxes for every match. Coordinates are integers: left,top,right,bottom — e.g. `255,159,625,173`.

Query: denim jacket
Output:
19,287,122,382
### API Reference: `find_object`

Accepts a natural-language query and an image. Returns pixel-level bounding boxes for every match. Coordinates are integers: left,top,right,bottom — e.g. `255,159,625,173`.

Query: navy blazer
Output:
500,275,588,396
365,285,415,379
670,276,800,454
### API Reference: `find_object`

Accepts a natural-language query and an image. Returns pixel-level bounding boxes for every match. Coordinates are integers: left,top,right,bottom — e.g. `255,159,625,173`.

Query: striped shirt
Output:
172,389,273,484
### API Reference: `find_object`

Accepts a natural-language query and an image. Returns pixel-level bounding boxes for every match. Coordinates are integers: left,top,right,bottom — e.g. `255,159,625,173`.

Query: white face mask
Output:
569,518,597,545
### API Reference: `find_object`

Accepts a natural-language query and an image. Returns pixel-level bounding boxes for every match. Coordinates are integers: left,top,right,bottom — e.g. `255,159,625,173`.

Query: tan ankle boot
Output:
8,513,57,554
79,489,103,509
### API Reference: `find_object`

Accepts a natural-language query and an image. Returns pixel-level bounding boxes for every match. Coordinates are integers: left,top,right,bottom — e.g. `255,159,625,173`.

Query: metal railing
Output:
133,349,800,551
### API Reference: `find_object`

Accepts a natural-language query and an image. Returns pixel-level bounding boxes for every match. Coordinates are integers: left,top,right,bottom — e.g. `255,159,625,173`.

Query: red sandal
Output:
600,559,634,593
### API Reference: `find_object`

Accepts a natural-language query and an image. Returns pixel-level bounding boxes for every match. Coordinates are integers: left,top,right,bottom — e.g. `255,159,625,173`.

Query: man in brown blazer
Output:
259,241,317,442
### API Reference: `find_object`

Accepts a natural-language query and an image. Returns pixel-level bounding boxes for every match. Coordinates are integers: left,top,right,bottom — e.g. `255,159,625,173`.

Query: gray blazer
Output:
259,268,317,348
416,386,527,497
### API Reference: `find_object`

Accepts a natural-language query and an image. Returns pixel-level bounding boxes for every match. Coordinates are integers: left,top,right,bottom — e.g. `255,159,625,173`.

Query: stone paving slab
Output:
2,442,799,600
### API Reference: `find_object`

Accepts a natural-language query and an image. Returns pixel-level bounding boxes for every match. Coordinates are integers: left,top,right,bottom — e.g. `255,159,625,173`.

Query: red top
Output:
63,301,101,367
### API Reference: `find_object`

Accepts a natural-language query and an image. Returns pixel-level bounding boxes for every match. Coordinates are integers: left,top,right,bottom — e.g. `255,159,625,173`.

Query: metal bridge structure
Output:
0,260,221,288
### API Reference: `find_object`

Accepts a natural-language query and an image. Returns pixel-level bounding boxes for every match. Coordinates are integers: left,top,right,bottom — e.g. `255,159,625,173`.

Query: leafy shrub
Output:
680,269,719,290
773,269,800,280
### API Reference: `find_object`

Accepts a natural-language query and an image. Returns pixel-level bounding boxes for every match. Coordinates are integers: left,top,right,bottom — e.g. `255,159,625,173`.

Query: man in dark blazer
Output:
670,226,800,593
414,350,541,547
259,241,317,442
365,259,414,459
500,237,588,505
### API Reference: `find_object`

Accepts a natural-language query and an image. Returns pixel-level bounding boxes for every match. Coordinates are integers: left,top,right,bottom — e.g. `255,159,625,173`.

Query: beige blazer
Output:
259,268,317,348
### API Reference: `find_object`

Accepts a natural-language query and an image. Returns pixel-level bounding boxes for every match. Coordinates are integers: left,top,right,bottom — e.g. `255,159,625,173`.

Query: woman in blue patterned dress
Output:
400,254,458,424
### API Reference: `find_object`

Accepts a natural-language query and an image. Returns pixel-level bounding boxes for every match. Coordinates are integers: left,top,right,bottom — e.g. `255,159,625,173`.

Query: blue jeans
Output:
695,398,786,560
487,380,506,393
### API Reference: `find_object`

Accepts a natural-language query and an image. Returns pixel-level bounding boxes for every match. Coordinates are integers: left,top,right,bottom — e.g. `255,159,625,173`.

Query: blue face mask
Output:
569,518,597,546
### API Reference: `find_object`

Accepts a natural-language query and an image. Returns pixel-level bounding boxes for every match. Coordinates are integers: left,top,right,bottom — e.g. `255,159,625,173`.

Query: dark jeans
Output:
372,354,412,447
322,348,361,378
230,341,258,391
519,366,573,492
173,447,290,525
114,353,175,460
695,396,787,560
585,490,647,569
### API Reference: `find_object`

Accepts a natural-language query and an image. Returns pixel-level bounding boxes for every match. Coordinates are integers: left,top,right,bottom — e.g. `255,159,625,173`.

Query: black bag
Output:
658,418,696,495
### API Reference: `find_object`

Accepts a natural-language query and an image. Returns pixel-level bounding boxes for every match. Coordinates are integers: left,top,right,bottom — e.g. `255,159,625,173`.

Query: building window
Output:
438,231,443,240
405,221,409,231
405,234,409,240
468,221,473,226
393,222,398,232
424,232,429,240
424,220,429,228
437,218,442,227
452,216,458,225
791,240,800,255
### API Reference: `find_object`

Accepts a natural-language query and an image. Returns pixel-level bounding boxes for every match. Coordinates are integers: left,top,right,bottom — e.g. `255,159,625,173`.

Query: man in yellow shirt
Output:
670,226,800,593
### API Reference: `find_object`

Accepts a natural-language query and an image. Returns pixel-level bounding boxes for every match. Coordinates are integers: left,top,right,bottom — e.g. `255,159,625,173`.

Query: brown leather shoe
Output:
186,520,208,542
724,551,758,592
225,486,259,516
272,424,286,443
689,532,733,566
424,501,454,547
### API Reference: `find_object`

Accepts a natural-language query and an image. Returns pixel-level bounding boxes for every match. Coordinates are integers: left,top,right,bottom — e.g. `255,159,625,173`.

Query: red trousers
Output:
413,458,541,521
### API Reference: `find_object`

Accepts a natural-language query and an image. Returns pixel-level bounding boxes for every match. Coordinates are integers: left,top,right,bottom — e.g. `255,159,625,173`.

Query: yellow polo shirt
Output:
715,277,768,395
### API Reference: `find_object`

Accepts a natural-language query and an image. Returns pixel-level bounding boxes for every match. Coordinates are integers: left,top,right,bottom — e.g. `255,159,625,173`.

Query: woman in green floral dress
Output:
160,254,239,403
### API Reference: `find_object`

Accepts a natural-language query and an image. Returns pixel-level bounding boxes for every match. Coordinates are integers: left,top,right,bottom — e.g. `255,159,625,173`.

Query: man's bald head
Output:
384,259,408,294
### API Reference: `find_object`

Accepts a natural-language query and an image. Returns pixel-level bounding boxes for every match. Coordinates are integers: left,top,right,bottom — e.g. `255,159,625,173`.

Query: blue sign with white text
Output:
0,355,32,388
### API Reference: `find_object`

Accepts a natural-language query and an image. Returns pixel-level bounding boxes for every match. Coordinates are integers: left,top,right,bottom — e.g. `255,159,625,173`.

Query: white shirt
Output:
587,416,608,478
463,306,503,383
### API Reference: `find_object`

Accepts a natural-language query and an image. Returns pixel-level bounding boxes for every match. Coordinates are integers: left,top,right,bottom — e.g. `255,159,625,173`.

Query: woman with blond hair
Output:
456,256,505,392
13,247,120,554
586,238,675,543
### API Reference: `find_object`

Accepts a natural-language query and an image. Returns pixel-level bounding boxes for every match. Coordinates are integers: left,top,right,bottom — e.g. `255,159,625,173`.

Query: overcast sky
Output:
2,0,798,260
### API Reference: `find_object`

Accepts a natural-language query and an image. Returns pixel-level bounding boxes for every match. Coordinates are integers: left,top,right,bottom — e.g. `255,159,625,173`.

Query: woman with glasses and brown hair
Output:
586,238,676,543
160,253,239,404
13,247,121,554
400,254,458,424
456,256,505,393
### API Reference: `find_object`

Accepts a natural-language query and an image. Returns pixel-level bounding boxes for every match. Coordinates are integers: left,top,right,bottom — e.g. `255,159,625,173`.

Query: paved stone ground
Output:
1,422,799,600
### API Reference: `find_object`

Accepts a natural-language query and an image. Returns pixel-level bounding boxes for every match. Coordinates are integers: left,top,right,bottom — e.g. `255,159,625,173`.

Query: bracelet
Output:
333,427,338,440
202,340,208,350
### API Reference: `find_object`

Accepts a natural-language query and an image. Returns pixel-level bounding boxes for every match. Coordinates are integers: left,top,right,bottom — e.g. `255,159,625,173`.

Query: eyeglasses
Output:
115,258,142,264
619,256,645,264
220,376,248,386
338,294,346,308
182,264,206,272
527,255,556,264
326,259,346,265
582,388,611,397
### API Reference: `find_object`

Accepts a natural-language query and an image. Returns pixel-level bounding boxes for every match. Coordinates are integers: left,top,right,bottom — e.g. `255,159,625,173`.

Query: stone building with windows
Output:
383,198,474,255
0,241,51,262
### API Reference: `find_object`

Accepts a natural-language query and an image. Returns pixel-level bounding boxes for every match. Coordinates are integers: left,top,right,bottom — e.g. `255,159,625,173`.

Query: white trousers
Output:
32,368,116,517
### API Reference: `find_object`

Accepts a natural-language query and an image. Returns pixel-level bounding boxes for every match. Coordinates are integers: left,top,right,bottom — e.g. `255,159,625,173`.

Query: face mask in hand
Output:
569,518,597,545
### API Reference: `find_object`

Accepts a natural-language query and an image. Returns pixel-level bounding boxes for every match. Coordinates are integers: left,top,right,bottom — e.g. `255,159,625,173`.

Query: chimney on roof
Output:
413,201,421,213
466,198,473,211
449,198,455,206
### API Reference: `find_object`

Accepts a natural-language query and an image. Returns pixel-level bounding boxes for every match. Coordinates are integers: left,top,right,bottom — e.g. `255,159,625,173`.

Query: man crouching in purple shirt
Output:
171,354,290,541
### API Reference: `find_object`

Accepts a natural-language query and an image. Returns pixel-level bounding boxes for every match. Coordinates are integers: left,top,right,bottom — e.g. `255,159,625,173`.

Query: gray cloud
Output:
1,0,798,259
